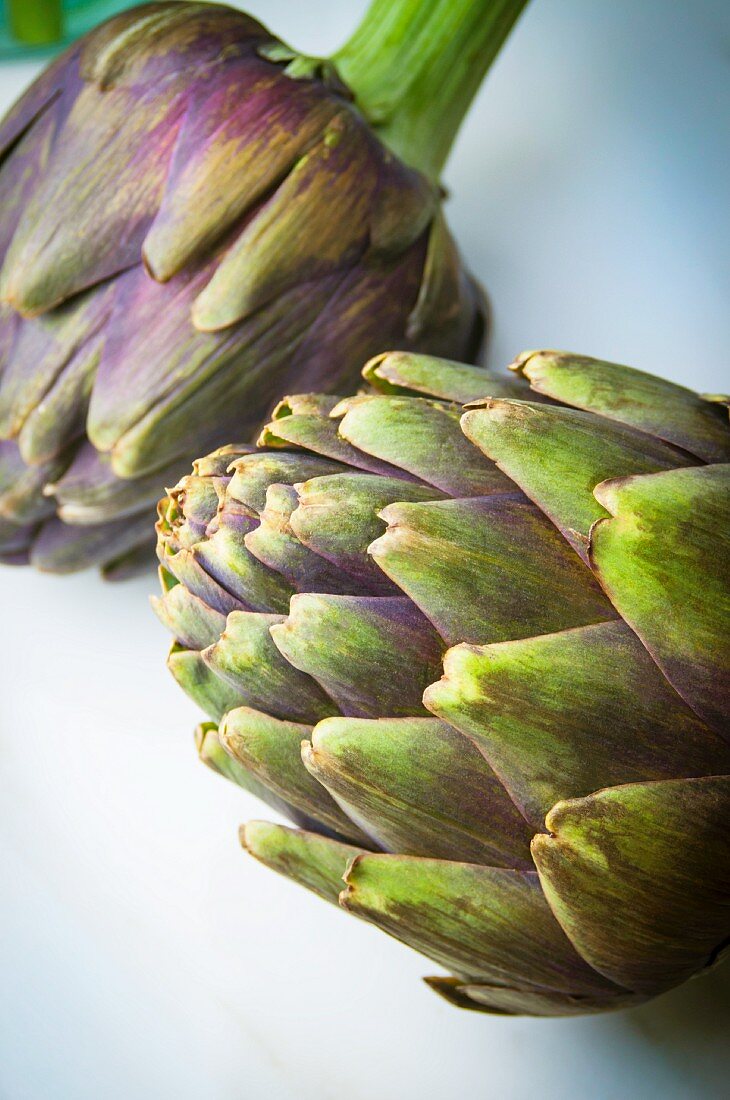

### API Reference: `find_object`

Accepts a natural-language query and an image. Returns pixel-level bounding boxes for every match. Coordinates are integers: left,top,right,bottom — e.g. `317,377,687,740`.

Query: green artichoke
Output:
154,349,730,1016
0,0,526,575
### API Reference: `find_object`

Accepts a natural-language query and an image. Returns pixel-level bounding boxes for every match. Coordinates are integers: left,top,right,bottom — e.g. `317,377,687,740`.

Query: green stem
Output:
333,0,528,180
8,0,63,45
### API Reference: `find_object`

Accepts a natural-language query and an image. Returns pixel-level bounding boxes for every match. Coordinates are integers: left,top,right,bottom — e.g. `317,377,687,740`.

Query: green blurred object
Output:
1,0,133,56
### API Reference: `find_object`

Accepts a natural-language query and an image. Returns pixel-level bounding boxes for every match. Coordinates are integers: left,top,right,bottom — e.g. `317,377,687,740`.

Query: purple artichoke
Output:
0,0,526,575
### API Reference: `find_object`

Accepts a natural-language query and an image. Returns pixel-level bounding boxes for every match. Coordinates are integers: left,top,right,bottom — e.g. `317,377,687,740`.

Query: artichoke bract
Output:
0,0,527,575
154,349,730,1016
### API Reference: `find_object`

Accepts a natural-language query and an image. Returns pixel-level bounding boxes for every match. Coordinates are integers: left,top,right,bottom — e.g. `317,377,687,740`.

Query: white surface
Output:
1,2,729,1098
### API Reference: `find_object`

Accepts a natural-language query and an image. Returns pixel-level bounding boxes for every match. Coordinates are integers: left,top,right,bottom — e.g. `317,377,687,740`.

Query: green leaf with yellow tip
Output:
163,475,221,547
197,722,321,826
192,445,256,479
226,451,348,513
193,509,294,615
290,472,443,588
167,644,248,722
151,579,227,651
158,540,248,617
302,715,533,865
201,611,337,725
341,853,624,994
461,399,691,559
363,351,527,403
337,394,511,495
270,593,443,718
371,495,615,646
258,394,412,479
590,464,730,737
244,483,366,595
196,722,279,804
424,620,730,828
513,350,730,463
219,707,371,844
157,564,177,593
532,776,730,994
242,821,364,906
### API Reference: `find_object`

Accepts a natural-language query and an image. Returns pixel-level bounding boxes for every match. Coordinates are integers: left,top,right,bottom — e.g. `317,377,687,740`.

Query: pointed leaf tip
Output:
532,776,730,994
242,820,364,906
589,464,730,737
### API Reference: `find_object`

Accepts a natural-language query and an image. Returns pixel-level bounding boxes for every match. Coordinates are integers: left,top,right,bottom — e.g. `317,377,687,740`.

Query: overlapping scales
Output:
154,349,730,1015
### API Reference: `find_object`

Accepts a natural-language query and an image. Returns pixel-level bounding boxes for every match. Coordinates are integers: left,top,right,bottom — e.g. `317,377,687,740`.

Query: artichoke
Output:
153,349,730,1016
0,0,527,575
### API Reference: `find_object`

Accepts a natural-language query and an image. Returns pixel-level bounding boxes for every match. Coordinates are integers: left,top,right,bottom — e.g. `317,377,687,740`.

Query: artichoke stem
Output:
8,0,63,45
333,0,529,180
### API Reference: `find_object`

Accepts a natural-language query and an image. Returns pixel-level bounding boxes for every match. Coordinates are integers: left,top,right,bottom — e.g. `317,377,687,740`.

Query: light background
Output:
1,1,729,1098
